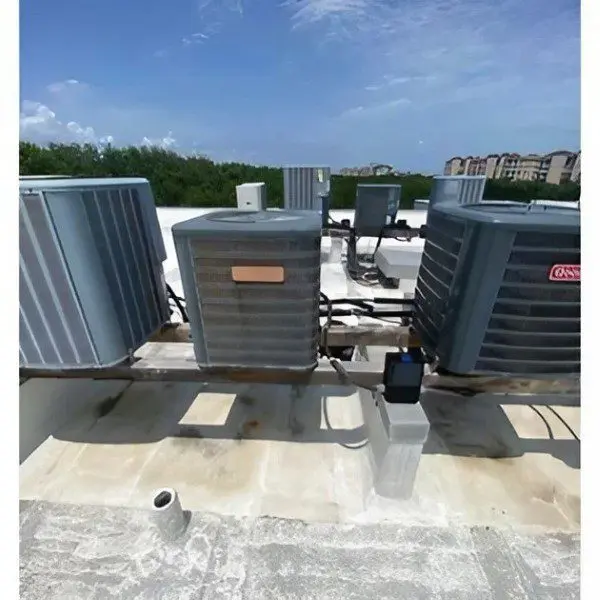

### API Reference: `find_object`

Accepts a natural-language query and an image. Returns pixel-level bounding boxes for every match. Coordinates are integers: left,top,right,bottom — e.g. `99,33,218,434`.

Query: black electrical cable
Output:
319,291,380,393
372,226,386,261
327,215,348,229
319,308,413,318
320,297,414,306
364,314,405,325
527,405,554,440
545,405,580,442
166,284,189,323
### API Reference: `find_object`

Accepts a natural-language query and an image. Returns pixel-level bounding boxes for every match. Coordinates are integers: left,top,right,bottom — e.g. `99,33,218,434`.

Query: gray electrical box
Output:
429,175,485,207
236,182,267,211
354,184,401,236
414,201,580,376
172,210,322,371
283,166,331,211
19,177,169,370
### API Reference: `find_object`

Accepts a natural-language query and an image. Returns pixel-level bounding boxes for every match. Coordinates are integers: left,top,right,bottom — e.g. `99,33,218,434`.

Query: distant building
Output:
339,163,400,177
444,150,581,184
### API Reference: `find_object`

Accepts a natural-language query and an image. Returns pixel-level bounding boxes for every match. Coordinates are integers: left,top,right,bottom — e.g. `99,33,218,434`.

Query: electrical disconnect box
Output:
354,184,401,236
19,177,169,370
429,175,486,207
414,201,580,376
236,182,267,211
283,166,331,212
172,209,322,371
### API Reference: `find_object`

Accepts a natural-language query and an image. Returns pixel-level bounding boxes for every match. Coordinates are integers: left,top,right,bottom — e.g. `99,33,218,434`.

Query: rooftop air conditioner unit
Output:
429,175,486,207
414,201,580,376
283,166,331,212
172,210,322,370
236,182,267,211
19,177,169,369
354,184,401,236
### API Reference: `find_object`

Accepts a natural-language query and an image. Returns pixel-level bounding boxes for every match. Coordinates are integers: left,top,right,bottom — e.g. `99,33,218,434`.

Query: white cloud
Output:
46,79,87,94
141,131,177,149
284,0,372,30
285,0,579,130
20,79,210,153
198,0,243,17
339,97,410,118
20,99,112,146
365,75,435,92
66,121,97,143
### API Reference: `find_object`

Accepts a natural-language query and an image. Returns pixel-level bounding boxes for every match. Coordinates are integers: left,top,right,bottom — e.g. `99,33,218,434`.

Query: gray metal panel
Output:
19,177,167,264
429,176,486,207
321,192,330,227
19,182,169,370
440,201,581,229
414,202,580,376
131,182,168,263
354,184,401,237
236,183,267,211
283,166,331,211
173,210,322,236
173,210,322,370
19,193,99,367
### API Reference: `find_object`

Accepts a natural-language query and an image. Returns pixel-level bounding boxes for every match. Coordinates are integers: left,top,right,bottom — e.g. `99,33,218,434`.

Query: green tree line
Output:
20,142,580,209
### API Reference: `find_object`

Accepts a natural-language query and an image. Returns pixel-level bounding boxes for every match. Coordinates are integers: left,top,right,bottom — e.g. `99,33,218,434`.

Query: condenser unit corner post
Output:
171,233,210,364
172,209,322,371
236,182,267,211
435,221,517,373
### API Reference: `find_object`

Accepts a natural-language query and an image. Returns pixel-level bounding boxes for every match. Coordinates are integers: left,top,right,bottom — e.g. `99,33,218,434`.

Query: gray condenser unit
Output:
172,210,322,370
429,175,486,207
19,177,169,369
354,184,401,236
414,202,580,376
283,166,331,212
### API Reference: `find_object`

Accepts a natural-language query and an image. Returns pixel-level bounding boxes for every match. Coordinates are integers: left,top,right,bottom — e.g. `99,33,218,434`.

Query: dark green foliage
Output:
19,142,580,209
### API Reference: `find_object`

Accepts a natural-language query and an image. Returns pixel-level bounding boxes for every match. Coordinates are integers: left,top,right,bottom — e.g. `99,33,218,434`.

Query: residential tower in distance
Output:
444,150,580,184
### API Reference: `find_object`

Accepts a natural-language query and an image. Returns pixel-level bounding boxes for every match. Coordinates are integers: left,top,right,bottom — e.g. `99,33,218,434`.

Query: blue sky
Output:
20,0,580,171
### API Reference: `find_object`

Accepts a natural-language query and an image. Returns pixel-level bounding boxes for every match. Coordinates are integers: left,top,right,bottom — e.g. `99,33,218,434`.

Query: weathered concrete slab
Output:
20,501,580,600
20,379,580,531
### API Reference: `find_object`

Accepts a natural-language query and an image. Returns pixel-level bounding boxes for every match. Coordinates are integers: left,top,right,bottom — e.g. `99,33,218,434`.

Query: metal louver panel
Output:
173,210,322,371
19,194,97,366
283,166,331,211
429,176,486,207
192,237,320,367
413,201,580,376
19,179,169,369
476,231,580,375
414,212,465,351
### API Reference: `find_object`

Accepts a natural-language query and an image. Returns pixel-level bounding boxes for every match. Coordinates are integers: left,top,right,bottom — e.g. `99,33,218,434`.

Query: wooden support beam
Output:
20,340,580,397
150,322,413,347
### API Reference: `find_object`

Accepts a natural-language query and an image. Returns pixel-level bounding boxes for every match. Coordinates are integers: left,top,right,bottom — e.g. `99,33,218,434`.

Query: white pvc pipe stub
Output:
151,488,188,540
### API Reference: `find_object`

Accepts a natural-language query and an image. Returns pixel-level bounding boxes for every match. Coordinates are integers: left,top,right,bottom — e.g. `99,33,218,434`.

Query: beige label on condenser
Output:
231,266,285,283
